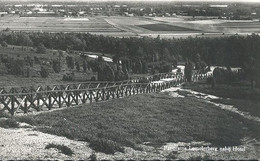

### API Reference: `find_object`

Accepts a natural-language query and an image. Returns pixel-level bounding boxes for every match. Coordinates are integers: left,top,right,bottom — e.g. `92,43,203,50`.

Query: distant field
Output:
0,15,260,38
0,15,121,32
137,23,198,31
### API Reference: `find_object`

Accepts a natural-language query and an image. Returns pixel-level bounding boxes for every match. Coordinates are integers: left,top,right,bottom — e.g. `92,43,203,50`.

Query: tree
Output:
97,62,115,81
52,59,61,73
83,60,87,72
184,61,193,82
243,57,260,89
75,61,80,72
6,59,24,75
115,66,125,81
66,56,74,69
25,56,34,67
161,48,172,62
36,43,47,54
40,66,49,78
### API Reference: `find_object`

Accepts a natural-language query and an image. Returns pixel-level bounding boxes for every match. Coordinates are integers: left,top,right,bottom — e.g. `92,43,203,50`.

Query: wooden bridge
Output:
0,72,212,115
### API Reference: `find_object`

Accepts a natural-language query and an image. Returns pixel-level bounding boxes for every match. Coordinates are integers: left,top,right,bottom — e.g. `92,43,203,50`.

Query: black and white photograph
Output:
0,0,259,160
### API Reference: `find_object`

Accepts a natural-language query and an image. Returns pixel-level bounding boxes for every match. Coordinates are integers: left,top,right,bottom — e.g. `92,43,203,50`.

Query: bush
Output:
0,63,8,75
62,72,75,81
52,60,61,73
1,41,8,47
0,118,19,128
83,61,87,72
90,76,96,81
115,66,125,81
34,56,39,64
88,153,97,161
159,64,172,73
75,61,80,72
40,66,49,78
213,67,237,84
36,43,46,54
89,139,124,154
45,143,73,156
97,63,115,81
184,61,193,82
5,59,24,75
66,56,74,69
16,116,36,125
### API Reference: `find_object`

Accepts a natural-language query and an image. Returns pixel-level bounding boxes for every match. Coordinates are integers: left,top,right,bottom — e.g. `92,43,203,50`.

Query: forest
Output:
0,30,259,86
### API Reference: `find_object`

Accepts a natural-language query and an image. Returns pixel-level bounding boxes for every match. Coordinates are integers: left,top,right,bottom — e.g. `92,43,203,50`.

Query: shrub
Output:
75,61,80,72
0,118,19,128
213,67,237,84
88,153,97,161
184,61,193,82
83,60,87,72
115,66,125,81
177,68,182,73
62,72,75,81
6,59,24,75
66,56,74,69
90,76,96,81
97,63,115,81
1,41,8,47
34,56,39,64
16,116,36,125
52,60,61,73
89,138,124,154
40,66,49,78
0,112,11,118
0,63,8,75
45,143,73,156
159,64,172,73
36,43,47,54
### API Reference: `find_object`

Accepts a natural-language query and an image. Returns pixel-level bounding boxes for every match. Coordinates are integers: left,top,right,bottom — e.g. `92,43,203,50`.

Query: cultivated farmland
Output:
1,15,260,38
137,23,198,31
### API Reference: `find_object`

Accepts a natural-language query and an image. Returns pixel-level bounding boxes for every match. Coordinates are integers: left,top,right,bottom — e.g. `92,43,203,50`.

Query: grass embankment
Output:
13,92,257,154
183,81,260,118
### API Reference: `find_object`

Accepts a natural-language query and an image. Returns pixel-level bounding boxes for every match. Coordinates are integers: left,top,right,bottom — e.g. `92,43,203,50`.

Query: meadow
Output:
7,90,258,158
0,15,120,33
137,23,198,31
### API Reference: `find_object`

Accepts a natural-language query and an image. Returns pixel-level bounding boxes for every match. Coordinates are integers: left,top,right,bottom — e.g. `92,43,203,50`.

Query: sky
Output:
3,0,260,3
3,0,260,2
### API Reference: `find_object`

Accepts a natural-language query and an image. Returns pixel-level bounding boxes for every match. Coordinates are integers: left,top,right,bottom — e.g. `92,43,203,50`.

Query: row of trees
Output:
1,31,258,66
0,30,259,84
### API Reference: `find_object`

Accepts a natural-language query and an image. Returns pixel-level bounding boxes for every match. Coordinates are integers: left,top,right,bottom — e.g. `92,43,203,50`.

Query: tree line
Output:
0,30,259,85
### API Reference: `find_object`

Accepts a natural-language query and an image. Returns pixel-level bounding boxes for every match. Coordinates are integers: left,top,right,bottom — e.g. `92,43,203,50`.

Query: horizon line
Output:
3,0,260,3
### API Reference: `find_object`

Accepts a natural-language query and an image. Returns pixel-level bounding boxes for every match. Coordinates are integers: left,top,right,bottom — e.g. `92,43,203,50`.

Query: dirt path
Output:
0,123,166,160
0,123,92,160
163,87,260,122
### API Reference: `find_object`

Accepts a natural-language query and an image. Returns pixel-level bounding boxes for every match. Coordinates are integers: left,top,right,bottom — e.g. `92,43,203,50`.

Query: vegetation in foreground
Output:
0,118,19,128
45,143,74,156
183,80,260,118
15,92,258,154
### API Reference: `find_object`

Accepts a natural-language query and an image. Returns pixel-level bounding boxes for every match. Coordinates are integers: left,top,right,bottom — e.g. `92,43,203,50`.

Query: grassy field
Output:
183,81,260,118
137,23,198,31
0,15,120,33
1,15,259,38
12,91,259,154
